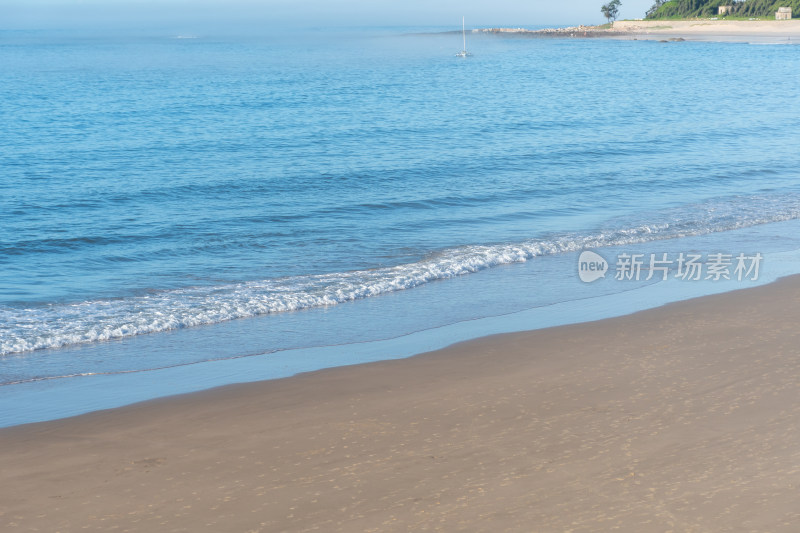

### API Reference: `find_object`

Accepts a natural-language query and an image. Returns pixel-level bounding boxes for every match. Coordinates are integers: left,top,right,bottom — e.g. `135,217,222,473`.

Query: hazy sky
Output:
1,0,655,31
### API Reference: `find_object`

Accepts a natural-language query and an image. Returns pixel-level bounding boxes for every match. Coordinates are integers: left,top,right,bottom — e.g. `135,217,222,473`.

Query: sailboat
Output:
455,16,472,57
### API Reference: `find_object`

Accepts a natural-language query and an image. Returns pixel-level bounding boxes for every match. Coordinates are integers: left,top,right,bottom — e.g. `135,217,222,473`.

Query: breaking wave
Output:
2,192,800,356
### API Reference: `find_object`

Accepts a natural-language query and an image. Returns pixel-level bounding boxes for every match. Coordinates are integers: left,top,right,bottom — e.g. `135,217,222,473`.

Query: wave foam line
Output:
2,193,800,356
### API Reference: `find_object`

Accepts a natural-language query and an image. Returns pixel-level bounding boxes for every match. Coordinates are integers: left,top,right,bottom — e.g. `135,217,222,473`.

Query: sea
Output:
2,27,800,426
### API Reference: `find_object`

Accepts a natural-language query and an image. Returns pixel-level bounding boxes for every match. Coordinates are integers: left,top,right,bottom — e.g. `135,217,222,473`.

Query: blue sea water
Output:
2,28,800,425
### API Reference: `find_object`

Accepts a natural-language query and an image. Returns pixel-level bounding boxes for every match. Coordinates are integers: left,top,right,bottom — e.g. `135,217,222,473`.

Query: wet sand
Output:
2,276,800,531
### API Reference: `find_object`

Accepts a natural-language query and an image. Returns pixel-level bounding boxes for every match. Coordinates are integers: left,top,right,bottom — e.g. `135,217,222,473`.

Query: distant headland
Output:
427,0,800,43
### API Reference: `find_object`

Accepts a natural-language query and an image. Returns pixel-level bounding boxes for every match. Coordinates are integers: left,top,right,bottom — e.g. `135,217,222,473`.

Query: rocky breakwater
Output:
479,25,629,38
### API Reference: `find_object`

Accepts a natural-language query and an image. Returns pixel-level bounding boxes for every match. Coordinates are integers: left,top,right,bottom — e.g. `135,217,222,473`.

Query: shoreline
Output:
3,274,800,530
441,19,800,42
5,231,797,429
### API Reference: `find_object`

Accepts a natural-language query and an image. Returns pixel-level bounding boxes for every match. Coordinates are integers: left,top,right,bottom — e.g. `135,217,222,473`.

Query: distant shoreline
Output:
430,19,800,43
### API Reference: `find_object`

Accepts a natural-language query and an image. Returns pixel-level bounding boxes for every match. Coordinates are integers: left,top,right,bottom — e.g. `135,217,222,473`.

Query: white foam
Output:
2,192,800,356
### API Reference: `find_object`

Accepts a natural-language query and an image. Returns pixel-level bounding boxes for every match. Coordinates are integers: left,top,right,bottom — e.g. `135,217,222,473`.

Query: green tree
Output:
646,0,667,17
601,0,622,23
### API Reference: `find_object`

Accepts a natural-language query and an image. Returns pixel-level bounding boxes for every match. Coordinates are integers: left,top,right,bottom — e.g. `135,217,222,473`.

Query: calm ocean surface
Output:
2,28,800,424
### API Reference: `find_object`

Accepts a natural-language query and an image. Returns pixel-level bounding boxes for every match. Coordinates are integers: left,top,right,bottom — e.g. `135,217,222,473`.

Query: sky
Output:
0,0,655,32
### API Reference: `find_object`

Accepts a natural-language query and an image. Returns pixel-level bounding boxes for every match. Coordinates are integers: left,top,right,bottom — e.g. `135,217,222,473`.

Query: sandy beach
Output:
479,19,800,42
613,19,800,41
2,276,800,531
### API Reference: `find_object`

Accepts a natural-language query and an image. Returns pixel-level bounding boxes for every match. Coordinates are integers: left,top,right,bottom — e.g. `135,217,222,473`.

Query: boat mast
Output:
462,16,466,53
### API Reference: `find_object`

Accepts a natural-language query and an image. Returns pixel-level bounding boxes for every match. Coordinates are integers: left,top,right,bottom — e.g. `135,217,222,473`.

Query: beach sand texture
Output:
614,19,800,40
2,276,800,531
